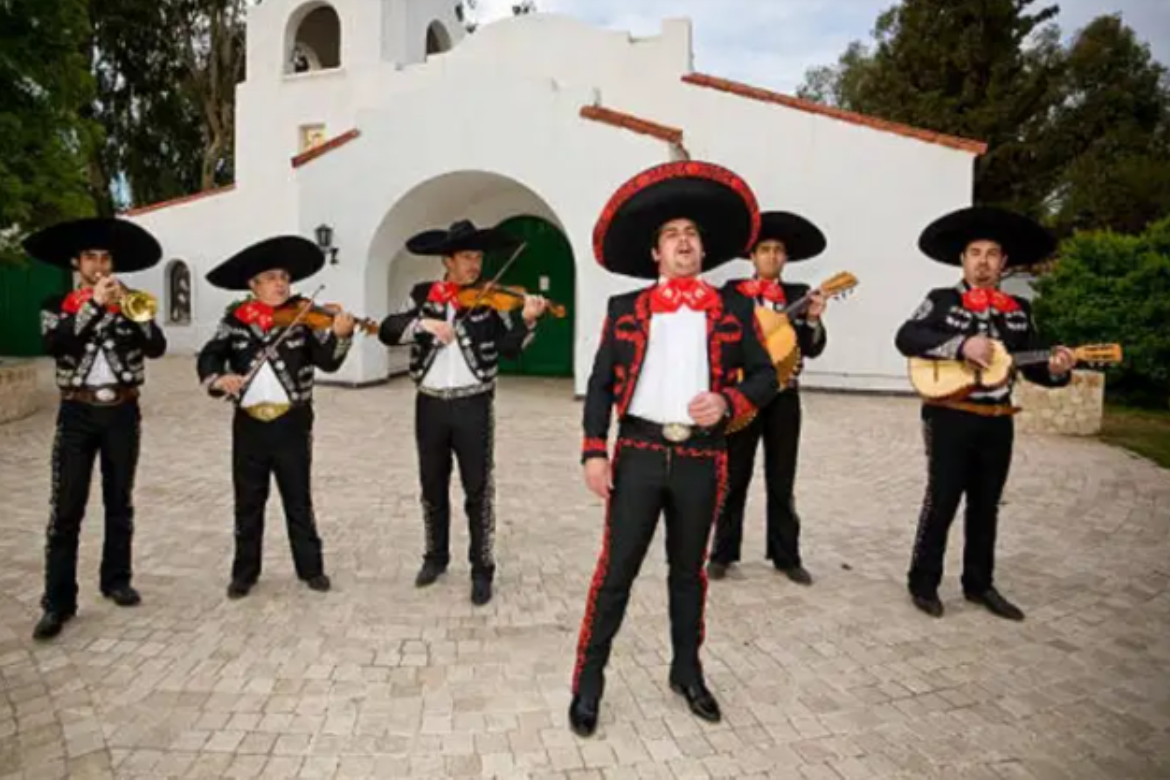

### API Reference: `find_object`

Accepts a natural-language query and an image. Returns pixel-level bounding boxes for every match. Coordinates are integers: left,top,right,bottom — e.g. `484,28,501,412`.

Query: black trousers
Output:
231,404,324,584
712,390,803,568
908,405,1014,598
573,418,728,700
42,399,141,613
415,390,495,579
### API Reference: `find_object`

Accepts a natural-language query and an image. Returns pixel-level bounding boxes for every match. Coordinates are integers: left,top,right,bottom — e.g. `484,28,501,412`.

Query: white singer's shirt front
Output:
627,303,709,425
419,304,481,391
240,362,290,408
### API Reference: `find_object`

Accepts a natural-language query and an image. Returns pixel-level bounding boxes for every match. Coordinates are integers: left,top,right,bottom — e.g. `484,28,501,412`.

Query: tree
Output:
457,0,537,34
1041,15,1170,236
0,0,97,262
1033,218,1170,408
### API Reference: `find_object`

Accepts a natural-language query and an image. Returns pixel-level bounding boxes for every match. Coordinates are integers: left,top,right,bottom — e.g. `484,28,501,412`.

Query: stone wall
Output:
0,360,41,424
1015,369,1105,436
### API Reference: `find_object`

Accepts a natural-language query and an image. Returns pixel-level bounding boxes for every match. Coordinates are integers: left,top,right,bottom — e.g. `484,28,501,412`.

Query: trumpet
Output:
96,273,158,322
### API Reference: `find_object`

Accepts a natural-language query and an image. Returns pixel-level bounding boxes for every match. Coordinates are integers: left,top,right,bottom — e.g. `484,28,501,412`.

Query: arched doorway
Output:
482,215,574,377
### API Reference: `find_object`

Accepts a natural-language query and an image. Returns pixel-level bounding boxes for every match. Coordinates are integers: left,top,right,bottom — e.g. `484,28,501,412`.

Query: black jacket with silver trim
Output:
41,294,167,390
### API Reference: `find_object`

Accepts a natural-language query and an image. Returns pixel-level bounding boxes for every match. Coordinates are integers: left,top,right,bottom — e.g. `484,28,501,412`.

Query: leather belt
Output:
926,399,1020,417
418,382,494,401
620,415,723,445
61,387,138,406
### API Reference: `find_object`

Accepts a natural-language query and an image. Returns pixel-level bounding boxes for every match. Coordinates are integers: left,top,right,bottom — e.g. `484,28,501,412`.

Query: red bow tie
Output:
962,288,1019,314
234,300,275,331
650,278,719,314
738,278,786,304
427,281,463,309
61,287,120,316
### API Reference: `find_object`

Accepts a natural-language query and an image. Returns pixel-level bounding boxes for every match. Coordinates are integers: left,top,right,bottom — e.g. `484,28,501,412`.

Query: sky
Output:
471,0,1170,94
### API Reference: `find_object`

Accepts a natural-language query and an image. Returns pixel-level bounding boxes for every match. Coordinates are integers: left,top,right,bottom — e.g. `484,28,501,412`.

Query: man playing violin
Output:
24,217,168,640
896,207,1075,621
570,162,777,737
710,210,830,586
378,219,548,606
197,235,356,600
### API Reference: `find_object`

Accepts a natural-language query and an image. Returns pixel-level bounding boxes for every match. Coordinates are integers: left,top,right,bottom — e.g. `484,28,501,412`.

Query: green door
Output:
481,215,575,377
0,260,71,356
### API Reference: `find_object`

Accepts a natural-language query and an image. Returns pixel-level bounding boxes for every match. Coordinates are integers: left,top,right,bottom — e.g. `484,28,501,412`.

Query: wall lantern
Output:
315,223,339,265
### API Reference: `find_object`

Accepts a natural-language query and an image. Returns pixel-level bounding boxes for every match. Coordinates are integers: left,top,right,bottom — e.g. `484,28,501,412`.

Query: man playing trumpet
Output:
24,217,168,640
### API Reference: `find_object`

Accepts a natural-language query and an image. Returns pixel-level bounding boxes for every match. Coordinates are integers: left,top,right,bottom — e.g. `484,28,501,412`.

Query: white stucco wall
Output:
119,9,978,397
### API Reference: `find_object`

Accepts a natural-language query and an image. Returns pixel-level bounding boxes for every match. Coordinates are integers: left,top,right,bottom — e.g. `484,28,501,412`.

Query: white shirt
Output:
419,304,481,391
85,349,118,387
628,304,709,425
240,362,290,408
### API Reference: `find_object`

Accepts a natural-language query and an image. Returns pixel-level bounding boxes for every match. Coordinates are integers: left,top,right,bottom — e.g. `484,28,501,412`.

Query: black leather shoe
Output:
779,565,813,586
707,561,729,580
102,585,141,607
471,578,492,606
306,574,331,592
415,561,447,587
669,679,722,722
568,694,600,737
32,609,75,641
966,587,1024,621
227,580,252,600
911,592,944,617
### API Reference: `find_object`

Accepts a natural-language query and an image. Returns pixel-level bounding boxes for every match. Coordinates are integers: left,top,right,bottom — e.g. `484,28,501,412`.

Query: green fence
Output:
0,261,71,356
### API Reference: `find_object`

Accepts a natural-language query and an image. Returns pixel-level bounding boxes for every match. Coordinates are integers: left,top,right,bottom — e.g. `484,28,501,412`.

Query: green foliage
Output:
1033,217,1170,407
0,0,98,264
797,4,1170,237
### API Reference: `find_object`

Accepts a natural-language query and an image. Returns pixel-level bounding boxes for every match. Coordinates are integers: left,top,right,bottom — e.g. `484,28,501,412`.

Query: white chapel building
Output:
121,0,985,395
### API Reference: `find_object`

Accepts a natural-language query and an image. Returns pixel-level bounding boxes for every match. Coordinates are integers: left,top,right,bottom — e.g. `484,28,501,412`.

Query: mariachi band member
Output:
26,217,167,640
570,162,778,737
710,210,829,586
196,236,356,599
378,220,549,607
896,206,1075,621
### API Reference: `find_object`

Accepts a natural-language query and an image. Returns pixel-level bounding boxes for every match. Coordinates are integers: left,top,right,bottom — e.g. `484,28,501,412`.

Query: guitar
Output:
726,271,859,434
908,341,1122,400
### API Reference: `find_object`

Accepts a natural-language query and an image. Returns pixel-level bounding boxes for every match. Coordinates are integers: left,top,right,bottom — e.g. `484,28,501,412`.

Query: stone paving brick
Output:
0,360,1167,779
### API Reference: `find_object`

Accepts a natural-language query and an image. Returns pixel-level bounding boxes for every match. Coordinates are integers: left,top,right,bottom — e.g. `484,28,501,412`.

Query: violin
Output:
272,298,379,335
455,284,566,318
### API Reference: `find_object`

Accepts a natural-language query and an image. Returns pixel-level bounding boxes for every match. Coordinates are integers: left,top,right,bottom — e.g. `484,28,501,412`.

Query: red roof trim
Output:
580,106,684,145
291,128,361,168
682,73,988,155
121,184,237,217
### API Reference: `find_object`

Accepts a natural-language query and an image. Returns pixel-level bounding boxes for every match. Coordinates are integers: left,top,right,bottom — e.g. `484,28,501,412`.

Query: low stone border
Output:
0,359,41,424
1015,369,1105,436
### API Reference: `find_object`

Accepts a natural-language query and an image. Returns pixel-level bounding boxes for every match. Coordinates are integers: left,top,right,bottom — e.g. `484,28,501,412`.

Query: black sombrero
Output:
206,235,325,291
405,220,519,256
747,211,826,262
22,217,162,272
593,161,760,279
918,206,1055,268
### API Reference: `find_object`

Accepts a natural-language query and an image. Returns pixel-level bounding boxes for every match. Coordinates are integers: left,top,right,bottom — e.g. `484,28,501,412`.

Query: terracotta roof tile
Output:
121,184,236,217
682,72,988,155
291,129,362,168
580,106,684,145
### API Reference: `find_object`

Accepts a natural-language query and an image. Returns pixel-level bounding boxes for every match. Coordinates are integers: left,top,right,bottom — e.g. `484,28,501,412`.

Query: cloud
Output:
472,0,1169,94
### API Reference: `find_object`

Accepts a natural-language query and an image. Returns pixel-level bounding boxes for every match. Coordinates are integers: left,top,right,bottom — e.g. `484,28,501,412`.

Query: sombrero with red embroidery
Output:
918,206,1055,268
746,211,826,262
22,217,162,272
593,161,760,279
206,235,325,290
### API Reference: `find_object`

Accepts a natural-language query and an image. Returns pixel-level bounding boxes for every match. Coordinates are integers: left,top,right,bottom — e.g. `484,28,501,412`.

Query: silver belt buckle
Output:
95,388,116,403
662,423,692,443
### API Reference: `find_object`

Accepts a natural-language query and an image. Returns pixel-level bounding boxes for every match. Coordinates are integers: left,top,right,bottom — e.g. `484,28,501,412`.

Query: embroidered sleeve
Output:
40,310,60,334
74,300,114,335
333,334,353,361
582,437,608,460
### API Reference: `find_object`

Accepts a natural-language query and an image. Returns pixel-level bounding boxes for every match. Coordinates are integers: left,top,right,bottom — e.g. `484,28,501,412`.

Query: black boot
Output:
415,561,447,587
471,577,492,606
306,574,331,592
227,580,253,600
102,585,141,607
910,590,944,617
568,694,600,737
778,565,812,586
707,561,729,580
669,678,721,723
32,609,75,641
966,587,1024,621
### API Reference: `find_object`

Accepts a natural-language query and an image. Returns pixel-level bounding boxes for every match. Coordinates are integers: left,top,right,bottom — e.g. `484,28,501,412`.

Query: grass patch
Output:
1100,405,1170,469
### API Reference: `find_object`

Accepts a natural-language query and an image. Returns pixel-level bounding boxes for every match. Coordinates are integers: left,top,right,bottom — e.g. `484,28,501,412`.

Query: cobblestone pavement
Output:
1,357,1168,780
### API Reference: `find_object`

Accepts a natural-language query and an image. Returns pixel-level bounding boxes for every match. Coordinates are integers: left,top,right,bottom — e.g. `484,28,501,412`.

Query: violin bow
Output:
226,285,325,401
455,241,528,322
